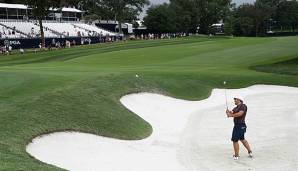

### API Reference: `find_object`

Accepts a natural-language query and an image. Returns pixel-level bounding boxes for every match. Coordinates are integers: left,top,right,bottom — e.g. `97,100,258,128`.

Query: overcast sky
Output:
141,0,255,18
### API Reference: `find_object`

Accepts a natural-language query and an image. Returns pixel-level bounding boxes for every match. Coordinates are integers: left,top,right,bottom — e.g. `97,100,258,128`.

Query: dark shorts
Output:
231,123,247,142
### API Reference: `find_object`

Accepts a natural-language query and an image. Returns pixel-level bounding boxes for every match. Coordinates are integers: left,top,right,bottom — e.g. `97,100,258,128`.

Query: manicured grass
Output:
0,36,298,170
252,56,298,75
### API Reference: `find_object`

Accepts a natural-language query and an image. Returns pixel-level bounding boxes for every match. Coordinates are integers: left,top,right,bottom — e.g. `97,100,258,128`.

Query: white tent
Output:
0,3,83,13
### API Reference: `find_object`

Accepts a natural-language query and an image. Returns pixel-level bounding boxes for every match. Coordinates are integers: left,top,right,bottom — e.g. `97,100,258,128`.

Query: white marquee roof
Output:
0,3,83,13
0,3,27,9
61,7,83,13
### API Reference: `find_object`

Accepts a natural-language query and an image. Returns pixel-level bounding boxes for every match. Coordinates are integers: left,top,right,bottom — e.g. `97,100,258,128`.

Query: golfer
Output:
226,96,253,160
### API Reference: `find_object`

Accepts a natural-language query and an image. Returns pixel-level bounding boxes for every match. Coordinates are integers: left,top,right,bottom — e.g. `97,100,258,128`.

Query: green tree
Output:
169,0,231,34
83,14,101,23
198,0,231,34
95,0,150,34
76,0,111,20
224,13,235,35
236,17,255,36
143,3,176,33
254,0,276,36
23,0,62,47
232,4,256,36
232,1,276,36
60,0,82,8
169,0,198,33
276,0,298,32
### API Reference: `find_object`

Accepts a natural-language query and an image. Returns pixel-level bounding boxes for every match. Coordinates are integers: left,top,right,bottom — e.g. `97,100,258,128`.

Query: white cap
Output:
234,95,244,102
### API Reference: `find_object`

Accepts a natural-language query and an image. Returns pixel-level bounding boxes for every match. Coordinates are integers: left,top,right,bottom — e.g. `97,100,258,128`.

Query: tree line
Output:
144,0,231,34
1,0,297,44
230,0,298,36
144,0,298,36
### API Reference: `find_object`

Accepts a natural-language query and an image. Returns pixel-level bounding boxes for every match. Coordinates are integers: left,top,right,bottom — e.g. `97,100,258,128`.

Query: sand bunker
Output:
26,85,298,171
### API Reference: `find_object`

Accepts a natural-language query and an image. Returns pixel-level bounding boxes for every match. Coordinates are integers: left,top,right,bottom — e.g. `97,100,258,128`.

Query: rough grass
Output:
0,36,298,170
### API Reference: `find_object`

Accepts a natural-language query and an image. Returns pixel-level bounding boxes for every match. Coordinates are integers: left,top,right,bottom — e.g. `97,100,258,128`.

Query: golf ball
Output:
135,74,139,78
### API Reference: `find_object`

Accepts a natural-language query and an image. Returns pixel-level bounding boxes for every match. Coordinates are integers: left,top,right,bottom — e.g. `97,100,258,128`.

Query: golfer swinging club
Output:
226,96,253,160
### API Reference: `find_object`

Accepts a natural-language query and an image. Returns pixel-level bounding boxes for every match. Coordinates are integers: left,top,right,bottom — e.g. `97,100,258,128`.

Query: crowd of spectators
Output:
130,33,188,40
0,26,22,39
0,44,13,54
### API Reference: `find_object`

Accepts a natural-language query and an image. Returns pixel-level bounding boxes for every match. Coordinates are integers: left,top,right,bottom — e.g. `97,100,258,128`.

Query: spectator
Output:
4,46,9,55
31,27,35,35
55,41,61,48
1,46,6,54
65,40,71,48
19,48,25,54
61,41,65,48
51,39,56,47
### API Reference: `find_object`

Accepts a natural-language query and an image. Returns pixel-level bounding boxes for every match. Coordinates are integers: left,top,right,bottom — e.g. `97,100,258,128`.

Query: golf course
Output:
1,36,298,170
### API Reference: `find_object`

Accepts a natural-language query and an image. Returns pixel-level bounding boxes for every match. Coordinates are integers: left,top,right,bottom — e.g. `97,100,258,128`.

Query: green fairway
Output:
0,36,298,170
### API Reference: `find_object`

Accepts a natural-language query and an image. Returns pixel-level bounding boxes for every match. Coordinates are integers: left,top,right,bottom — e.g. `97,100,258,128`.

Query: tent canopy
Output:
0,3,83,13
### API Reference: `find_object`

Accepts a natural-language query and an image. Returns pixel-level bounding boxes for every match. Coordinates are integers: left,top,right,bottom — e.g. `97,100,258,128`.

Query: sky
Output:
140,0,255,18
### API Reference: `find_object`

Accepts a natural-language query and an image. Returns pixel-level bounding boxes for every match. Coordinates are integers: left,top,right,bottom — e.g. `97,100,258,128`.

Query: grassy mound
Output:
252,57,298,75
0,36,298,170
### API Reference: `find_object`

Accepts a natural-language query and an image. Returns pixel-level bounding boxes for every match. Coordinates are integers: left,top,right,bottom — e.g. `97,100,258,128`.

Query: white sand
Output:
26,85,298,171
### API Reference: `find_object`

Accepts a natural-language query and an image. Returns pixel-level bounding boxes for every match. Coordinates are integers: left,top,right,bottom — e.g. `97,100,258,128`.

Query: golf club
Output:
223,81,229,110
223,81,229,118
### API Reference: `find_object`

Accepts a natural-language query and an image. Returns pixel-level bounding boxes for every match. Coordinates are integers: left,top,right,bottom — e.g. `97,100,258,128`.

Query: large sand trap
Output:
26,85,298,171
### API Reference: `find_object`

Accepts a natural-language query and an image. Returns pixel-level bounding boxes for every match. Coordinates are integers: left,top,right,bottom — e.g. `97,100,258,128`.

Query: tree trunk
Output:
255,22,258,37
38,18,45,48
118,21,122,34
115,12,122,35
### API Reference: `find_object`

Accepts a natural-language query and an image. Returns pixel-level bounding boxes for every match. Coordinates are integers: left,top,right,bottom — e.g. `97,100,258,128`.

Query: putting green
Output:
0,36,298,170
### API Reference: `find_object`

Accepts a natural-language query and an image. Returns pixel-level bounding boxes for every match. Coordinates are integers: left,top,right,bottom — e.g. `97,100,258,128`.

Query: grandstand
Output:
0,25,24,39
0,20,59,38
0,3,117,49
